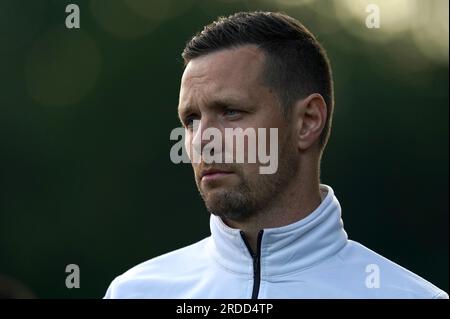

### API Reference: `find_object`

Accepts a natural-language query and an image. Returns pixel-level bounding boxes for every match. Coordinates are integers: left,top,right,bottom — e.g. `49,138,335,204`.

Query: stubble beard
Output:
196,141,298,222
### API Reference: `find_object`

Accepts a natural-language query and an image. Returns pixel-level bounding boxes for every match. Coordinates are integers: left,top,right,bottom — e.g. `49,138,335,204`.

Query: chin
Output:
203,188,229,204
203,188,251,219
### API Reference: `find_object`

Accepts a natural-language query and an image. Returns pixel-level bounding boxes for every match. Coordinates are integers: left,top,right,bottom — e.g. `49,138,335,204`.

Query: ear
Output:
293,93,327,151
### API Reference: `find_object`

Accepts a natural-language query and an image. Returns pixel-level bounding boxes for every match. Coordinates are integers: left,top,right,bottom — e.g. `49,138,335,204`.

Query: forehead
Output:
179,45,267,105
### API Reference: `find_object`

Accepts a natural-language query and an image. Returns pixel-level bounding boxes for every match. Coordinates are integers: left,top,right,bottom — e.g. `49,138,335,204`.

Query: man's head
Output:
178,11,334,222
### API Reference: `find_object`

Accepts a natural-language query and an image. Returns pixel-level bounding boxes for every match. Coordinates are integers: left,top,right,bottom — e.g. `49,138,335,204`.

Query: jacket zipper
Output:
240,230,264,299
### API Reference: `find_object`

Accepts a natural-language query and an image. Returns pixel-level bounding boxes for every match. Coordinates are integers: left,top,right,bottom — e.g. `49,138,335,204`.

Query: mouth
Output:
200,169,234,182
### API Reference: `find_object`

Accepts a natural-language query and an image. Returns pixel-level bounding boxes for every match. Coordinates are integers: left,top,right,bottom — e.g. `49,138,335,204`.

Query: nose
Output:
190,117,221,161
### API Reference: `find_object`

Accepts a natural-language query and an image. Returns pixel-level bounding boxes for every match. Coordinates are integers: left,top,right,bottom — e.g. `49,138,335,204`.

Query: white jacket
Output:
105,185,448,299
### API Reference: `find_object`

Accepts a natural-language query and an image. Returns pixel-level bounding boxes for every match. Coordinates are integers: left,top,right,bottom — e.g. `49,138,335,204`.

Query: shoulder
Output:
104,237,211,298
336,240,448,299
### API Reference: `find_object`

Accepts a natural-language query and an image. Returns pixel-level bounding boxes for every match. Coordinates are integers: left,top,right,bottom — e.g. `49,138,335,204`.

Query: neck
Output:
223,169,322,254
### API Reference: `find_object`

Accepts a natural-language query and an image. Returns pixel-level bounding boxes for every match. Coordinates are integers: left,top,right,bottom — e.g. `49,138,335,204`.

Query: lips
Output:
200,168,233,181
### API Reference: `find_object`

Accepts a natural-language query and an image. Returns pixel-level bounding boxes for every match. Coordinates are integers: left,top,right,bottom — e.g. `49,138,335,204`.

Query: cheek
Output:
239,162,260,181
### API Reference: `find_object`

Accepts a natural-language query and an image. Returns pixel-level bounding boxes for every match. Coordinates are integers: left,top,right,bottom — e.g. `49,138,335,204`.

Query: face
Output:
178,45,299,221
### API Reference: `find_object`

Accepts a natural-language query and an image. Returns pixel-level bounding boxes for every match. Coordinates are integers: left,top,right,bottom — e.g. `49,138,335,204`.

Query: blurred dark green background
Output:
0,0,448,298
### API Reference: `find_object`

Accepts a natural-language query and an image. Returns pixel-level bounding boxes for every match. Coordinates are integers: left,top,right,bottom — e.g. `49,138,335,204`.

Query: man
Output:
105,11,448,299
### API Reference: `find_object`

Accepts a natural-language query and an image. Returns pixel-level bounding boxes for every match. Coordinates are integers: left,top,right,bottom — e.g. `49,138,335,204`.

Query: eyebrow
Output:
178,96,249,122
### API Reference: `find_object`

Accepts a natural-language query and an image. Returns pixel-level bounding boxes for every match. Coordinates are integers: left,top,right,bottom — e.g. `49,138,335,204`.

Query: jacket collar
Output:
208,184,348,277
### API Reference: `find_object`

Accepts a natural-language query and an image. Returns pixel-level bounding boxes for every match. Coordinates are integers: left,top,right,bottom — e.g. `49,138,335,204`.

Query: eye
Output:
224,109,241,118
183,115,199,129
